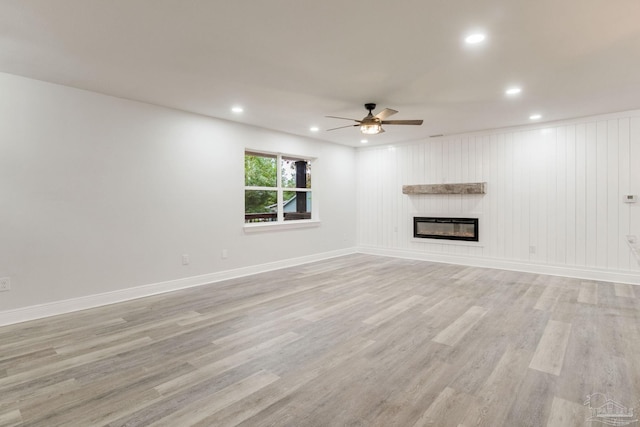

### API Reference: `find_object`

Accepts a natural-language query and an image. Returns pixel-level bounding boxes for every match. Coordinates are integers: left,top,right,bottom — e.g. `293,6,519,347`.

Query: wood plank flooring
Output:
1,254,639,426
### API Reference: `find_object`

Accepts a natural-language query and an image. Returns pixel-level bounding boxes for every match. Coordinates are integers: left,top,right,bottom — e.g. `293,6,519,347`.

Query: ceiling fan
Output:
326,103,423,135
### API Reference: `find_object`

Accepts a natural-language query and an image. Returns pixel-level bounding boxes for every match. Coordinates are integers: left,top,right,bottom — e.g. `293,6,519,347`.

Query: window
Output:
244,151,313,224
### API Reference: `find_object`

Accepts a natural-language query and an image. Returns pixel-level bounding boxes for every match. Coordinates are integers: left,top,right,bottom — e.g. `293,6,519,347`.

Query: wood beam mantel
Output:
402,182,486,195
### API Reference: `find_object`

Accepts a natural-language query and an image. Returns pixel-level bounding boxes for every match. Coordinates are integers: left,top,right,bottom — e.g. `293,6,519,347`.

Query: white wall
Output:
357,112,640,281
0,73,357,313
2,71,638,320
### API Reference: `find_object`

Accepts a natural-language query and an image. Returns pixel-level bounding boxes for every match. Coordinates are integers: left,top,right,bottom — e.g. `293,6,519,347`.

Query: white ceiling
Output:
1,0,640,147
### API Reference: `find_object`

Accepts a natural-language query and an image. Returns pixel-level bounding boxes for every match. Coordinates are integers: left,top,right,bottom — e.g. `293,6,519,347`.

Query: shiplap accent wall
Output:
356,111,640,278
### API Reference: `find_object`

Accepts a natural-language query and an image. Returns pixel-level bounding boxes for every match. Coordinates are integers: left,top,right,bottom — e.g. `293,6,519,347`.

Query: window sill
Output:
243,220,321,233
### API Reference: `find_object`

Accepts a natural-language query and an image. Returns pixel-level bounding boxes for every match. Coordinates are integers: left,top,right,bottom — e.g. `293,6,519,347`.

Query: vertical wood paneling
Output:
399,146,408,249
518,132,529,261
356,111,640,274
556,127,567,264
537,129,551,263
432,140,443,215
451,139,462,213
461,137,469,184
497,133,507,260
585,122,598,266
596,121,608,267
565,125,577,265
545,129,557,264
575,124,587,266
485,135,496,258
526,131,537,262
384,147,395,247
607,120,619,269
381,147,388,247
505,133,515,259
618,118,631,269
477,137,485,182
362,149,371,246
630,117,640,271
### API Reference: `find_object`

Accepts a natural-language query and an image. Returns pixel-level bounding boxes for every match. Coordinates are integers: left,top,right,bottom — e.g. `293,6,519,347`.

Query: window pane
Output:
245,153,277,187
244,190,277,223
283,191,312,221
281,157,311,189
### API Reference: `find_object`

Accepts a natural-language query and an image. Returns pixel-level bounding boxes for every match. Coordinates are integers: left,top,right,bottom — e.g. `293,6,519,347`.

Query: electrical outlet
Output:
0,277,11,292
221,249,228,259
182,254,190,265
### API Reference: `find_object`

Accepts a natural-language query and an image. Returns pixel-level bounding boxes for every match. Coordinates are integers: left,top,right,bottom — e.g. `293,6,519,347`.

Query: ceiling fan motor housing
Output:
362,103,378,124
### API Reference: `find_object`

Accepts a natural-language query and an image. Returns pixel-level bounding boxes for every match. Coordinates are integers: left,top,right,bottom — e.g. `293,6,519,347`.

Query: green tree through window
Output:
244,151,313,223
244,153,276,214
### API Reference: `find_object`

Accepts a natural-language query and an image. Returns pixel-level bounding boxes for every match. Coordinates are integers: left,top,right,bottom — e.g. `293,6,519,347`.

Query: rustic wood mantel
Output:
402,182,486,195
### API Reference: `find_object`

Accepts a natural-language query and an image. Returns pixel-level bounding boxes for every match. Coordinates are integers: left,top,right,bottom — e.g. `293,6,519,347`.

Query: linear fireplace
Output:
413,217,479,242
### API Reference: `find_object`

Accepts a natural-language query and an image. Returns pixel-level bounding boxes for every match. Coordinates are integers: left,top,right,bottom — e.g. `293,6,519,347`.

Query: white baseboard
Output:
0,248,356,326
357,246,640,285
3,245,638,327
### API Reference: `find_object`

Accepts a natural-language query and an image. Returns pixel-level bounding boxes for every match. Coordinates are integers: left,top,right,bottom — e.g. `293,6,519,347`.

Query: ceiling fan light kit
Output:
360,123,382,135
326,103,423,135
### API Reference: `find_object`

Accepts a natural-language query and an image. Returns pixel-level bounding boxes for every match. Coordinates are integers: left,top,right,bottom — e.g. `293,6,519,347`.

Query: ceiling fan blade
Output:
380,120,424,125
374,108,398,120
326,124,359,131
325,115,361,122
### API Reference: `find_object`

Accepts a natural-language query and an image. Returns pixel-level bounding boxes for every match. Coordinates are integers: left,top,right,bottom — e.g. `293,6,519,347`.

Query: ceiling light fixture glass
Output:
231,106,244,113
360,123,382,135
360,139,368,144
310,126,319,132
465,33,486,44
529,114,542,120
505,87,522,95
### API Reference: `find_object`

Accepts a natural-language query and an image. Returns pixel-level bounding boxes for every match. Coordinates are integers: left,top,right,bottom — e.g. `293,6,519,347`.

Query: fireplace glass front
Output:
413,217,479,242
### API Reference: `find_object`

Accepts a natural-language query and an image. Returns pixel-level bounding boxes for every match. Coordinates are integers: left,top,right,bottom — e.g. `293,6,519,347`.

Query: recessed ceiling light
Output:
465,33,486,44
529,114,542,120
505,87,522,95
310,126,319,132
360,139,368,144
231,106,244,113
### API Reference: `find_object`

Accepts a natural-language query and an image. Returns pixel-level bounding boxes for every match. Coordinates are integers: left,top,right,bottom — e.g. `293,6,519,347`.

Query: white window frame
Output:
244,150,319,232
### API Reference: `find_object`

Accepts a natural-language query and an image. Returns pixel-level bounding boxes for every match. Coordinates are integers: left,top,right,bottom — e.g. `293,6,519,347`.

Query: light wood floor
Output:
1,254,639,426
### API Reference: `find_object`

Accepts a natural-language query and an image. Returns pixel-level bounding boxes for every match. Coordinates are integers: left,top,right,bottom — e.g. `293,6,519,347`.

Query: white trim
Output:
0,247,355,326
245,186,277,191
244,151,314,226
357,246,640,285
4,245,638,327
243,219,321,233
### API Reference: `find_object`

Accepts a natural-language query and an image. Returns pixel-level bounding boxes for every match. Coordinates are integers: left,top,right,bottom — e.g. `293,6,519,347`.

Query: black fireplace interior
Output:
413,217,479,242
